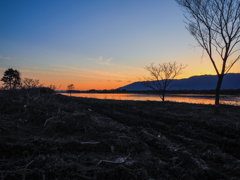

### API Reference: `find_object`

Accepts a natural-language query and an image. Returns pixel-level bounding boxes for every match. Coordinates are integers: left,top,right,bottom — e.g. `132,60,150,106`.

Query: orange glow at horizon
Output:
0,57,239,91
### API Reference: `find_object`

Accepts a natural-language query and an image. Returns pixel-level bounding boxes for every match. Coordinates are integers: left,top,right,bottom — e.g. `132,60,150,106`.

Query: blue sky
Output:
1,0,239,90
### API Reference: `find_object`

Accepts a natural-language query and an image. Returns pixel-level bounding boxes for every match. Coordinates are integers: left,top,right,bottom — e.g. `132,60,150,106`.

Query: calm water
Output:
61,93,240,106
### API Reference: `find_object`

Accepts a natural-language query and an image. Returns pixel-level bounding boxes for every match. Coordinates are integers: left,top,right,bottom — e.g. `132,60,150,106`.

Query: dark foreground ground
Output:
0,89,240,180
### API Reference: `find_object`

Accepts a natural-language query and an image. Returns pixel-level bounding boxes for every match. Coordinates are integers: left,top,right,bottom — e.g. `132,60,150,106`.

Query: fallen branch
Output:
25,160,34,169
44,117,56,126
96,153,130,166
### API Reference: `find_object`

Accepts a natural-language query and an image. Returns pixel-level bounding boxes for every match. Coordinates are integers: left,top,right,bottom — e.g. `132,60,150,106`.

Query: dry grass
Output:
0,89,240,179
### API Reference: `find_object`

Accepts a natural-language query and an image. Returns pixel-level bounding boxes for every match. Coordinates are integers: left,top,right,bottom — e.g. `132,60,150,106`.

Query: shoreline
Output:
62,88,240,95
60,93,240,106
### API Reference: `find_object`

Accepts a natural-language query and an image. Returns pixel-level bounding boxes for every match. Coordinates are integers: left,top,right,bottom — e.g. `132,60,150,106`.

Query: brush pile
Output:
0,89,240,179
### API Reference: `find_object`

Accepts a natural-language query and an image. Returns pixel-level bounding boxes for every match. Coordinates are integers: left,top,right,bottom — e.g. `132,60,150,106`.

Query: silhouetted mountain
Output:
117,73,240,91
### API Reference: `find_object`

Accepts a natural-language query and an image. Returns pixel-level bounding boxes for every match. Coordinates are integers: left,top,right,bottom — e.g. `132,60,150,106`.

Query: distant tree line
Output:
0,68,58,92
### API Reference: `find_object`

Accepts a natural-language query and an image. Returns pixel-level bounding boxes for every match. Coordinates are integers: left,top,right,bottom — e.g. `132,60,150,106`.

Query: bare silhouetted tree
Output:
49,84,57,91
22,78,43,89
142,62,186,102
1,68,21,90
67,84,75,96
176,0,240,113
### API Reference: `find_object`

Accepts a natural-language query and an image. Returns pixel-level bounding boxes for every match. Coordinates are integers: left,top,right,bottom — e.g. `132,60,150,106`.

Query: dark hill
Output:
117,73,240,91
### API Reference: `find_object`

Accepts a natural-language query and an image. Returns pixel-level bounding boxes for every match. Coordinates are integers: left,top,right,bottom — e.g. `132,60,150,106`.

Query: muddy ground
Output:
0,89,240,180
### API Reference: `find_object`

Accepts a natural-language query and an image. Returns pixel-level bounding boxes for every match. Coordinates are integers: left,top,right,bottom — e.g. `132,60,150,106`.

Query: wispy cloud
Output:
0,55,10,60
52,68,71,72
116,80,122,82
18,66,127,81
50,64,80,71
23,66,39,69
81,69,127,79
96,56,113,65
106,57,113,63
120,65,144,71
19,69,100,79
51,64,127,79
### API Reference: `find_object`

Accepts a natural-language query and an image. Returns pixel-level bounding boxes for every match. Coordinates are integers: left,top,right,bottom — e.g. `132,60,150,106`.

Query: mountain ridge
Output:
117,73,240,91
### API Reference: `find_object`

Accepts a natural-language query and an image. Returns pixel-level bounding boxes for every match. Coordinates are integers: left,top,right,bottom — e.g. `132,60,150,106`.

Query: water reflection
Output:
61,93,240,106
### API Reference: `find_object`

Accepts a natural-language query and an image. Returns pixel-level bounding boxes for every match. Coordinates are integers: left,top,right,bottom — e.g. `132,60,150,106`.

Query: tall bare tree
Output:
176,0,240,113
142,62,186,102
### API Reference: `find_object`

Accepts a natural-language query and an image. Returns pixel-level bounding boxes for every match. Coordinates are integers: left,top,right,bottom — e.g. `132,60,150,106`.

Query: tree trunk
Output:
162,89,165,102
215,74,224,114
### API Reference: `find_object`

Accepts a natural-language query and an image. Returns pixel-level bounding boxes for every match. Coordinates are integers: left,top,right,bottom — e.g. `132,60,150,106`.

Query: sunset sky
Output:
1,0,240,90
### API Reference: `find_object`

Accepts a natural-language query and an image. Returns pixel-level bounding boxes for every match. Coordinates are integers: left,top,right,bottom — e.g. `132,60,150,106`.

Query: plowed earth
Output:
0,90,240,180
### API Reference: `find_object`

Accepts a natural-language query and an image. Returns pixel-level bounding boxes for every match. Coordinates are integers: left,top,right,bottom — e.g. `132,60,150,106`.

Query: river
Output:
61,93,240,106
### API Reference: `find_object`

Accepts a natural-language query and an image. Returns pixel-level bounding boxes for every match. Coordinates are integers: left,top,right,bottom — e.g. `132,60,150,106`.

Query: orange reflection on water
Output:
61,93,240,106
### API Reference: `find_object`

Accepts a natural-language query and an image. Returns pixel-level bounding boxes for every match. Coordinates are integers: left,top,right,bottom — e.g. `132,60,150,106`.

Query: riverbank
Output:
65,88,240,95
1,89,240,179
61,92,240,106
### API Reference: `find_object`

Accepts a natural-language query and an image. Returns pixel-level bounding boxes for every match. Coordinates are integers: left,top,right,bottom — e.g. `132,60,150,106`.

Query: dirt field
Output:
0,89,240,179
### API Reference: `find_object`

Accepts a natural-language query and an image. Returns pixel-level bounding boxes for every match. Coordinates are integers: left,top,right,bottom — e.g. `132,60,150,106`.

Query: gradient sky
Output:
1,0,239,90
